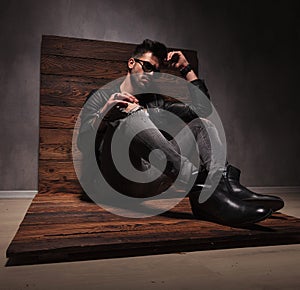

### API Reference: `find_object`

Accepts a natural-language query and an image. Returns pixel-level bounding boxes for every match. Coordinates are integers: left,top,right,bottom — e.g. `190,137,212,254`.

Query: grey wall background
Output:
0,0,299,190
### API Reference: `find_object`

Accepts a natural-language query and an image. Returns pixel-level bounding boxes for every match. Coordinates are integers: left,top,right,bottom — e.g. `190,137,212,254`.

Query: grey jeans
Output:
99,108,225,197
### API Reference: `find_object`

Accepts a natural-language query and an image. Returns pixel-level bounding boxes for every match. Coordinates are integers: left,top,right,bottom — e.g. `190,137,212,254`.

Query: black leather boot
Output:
188,176,272,227
224,165,284,212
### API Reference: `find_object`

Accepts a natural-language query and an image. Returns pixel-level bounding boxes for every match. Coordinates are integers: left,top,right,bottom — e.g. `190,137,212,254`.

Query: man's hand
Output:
100,92,139,116
167,51,198,82
167,51,189,69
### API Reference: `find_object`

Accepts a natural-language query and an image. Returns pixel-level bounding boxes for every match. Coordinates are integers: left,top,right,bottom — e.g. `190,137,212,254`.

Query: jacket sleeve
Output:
163,78,213,122
77,89,109,153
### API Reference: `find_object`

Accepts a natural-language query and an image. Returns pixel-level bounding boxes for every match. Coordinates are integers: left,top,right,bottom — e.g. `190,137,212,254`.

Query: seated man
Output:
77,39,284,226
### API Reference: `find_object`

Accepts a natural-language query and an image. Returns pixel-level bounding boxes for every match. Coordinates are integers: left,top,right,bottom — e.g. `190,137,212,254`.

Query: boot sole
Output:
190,203,273,227
236,208,273,226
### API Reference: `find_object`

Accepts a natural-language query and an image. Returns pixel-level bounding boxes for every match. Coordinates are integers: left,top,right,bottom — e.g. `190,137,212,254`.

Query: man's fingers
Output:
167,51,174,61
167,51,189,68
112,100,129,107
122,92,139,103
111,93,138,103
167,51,176,61
167,51,181,61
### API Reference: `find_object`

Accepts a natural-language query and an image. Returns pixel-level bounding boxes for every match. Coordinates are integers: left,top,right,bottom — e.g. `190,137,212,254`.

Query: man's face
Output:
129,52,160,90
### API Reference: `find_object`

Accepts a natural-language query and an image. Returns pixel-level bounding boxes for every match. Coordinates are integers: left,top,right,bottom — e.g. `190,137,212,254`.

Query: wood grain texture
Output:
40,105,81,128
38,180,82,194
39,144,82,161
41,55,128,79
40,74,108,107
41,35,198,74
38,160,79,181
40,128,73,145
6,194,300,265
41,35,135,61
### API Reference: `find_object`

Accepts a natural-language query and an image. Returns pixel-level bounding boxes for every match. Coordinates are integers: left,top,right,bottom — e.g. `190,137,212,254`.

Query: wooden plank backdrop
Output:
38,35,198,194
6,35,300,266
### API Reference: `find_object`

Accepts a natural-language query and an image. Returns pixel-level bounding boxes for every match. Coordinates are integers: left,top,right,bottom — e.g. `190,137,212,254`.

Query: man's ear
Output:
128,58,135,70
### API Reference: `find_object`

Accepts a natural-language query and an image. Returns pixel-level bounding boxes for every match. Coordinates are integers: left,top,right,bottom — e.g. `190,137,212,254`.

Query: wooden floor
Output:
6,193,300,266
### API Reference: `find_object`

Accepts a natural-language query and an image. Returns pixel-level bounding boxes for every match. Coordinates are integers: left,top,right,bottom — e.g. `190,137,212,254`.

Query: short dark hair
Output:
132,39,167,64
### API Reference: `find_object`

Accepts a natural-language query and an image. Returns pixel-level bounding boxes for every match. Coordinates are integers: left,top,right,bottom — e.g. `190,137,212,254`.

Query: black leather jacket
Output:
77,78,212,154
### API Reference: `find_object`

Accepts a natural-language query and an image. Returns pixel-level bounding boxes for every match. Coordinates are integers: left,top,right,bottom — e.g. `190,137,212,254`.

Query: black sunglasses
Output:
134,58,160,73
